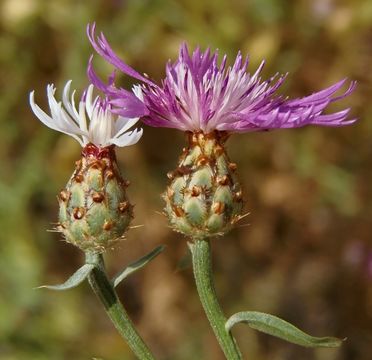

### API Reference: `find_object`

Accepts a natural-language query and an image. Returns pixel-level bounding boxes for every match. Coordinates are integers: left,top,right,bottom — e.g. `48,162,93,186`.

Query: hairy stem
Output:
86,252,156,360
189,239,242,360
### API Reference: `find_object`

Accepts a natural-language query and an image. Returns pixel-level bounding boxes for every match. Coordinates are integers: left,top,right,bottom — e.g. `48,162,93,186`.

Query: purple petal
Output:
87,23,155,86
87,56,148,118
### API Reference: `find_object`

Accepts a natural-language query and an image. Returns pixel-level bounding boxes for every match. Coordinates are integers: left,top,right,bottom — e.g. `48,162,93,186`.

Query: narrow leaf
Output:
112,245,165,288
226,311,343,348
36,263,95,291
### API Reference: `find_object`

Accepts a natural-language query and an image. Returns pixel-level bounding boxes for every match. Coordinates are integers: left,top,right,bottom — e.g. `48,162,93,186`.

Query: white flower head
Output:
29,80,144,148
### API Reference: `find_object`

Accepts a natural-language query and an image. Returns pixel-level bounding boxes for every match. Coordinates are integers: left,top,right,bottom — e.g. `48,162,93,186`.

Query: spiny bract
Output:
164,131,244,239
58,144,133,252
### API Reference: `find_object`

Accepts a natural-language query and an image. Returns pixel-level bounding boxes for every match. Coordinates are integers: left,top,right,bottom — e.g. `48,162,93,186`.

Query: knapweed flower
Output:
30,80,146,251
87,24,356,239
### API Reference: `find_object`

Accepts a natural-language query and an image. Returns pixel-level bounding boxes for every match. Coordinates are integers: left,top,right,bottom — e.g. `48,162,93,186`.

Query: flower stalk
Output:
30,80,158,358
189,239,242,360
86,251,156,360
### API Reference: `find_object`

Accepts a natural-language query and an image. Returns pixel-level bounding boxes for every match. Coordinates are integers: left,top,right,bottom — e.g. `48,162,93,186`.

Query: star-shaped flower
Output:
87,23,356,134
30,80,145,148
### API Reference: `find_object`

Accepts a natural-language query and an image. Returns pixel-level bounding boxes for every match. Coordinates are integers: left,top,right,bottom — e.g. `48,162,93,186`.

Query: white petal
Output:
30,90,84,146
62,80,80,124
132,84,144,101
47,85,85,136
89,107,113,146
30,91,58,130
110,128,143,147
84,84,95,118
78,101,89,134
114,116,140,136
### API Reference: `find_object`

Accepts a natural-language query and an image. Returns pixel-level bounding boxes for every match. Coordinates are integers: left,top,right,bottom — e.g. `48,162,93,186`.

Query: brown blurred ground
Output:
0,0,371,359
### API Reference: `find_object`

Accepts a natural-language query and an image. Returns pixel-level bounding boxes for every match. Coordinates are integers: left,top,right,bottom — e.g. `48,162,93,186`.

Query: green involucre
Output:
58,145,133,252
164,131,244,238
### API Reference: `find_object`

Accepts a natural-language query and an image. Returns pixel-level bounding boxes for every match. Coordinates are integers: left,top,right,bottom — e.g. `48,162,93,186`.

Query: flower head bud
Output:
163,131,244,239
58,144,133,252
30,80,145,252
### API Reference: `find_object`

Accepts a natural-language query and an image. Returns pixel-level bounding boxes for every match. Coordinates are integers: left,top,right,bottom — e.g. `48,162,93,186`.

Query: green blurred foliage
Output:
0,0,371,359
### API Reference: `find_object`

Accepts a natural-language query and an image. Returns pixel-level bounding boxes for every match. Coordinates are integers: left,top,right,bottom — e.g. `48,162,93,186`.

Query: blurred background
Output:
0,0,371,359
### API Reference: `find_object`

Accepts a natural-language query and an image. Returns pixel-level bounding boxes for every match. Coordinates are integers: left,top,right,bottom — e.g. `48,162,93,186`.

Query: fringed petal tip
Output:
276,79,357,129
87,22,155,86
334,79,357,101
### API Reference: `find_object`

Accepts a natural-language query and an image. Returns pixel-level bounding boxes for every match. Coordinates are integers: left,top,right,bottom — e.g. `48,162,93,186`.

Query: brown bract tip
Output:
176,165,193,176
197,155,209,166
174,206,185,217
166,187,175,198
228,162,237,171
90,159,107,171
191,186,202,196
217,175,229,185
105,170,115,180
212,201,225,214
59,189,70,202
92,192,105,202
118,201,130,212
73,207,85,219
74,174,84,183
214,144,224,156
103,220,114,230
234,191,243,201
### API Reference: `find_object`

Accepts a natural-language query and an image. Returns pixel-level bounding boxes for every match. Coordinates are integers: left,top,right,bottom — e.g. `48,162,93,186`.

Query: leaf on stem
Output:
36,263,95,291
112,245,165,288
226,311,344,348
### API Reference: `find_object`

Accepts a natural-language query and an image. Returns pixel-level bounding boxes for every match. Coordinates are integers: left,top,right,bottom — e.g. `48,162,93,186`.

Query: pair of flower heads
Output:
30,23,356,252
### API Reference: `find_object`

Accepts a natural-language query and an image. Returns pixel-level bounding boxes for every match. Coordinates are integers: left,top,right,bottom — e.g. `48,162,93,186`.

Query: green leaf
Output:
226,311,344,348
112,245,165,288
36,263,95,291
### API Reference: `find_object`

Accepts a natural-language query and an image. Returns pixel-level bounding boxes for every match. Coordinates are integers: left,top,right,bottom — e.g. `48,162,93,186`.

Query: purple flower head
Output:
87,24,356,133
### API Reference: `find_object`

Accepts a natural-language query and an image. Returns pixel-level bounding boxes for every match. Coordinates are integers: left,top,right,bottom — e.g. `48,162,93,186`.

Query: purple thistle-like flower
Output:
87,23,356,133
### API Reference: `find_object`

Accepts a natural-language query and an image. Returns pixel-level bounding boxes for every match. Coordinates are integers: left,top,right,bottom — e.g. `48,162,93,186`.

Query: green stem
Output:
189,239,242,360
86,252,156,360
